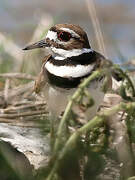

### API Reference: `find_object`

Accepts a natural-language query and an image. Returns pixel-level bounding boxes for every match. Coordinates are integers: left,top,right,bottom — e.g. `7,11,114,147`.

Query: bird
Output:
23,23,112,121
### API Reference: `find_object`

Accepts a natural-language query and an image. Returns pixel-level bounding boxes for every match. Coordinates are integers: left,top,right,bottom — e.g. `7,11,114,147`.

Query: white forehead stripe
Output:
51,47,93,59
46,31,57,41
60,28,80,38
45,61,94,78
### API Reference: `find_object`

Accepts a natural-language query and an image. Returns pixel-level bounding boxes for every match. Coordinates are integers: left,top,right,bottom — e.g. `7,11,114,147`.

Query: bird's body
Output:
23,23,111,120
43,78,104,119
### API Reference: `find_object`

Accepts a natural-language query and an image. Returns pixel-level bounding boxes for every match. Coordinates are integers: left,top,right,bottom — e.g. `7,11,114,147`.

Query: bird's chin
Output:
44,47,54,56
46,47,63,60
46,47,52,52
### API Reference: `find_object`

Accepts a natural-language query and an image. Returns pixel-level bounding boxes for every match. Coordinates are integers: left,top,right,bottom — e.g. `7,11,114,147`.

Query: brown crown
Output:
46,23,91,50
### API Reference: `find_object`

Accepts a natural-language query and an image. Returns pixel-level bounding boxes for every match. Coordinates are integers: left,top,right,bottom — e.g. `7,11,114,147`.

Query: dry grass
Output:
0,3,135,180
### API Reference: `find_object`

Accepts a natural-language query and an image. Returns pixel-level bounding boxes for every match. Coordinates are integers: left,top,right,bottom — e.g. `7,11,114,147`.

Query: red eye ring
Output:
58,31,71,42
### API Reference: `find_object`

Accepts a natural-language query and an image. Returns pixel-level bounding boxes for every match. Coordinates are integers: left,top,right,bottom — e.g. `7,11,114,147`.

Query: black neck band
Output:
45,51,98,88
45,70,91,88
49,51,96,66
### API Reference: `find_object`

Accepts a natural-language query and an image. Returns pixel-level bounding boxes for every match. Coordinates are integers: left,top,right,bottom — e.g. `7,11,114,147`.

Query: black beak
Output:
22,39,48,50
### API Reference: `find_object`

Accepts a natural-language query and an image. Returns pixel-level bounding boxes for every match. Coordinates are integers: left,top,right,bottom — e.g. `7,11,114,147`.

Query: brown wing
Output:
94,51,112,68
95,51,122,81
34,54,51,93
94,51,113,90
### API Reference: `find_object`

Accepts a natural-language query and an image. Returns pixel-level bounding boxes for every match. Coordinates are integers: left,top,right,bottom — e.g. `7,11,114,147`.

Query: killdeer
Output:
23,23,111,120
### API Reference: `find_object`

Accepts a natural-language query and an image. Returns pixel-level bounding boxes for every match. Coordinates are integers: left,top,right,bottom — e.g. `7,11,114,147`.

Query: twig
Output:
2,102,46,113
85,0,107,56
113,65,135,97
0,73,36,80
6,82,34,101
47,65,135,179
47,102,135,180
0,115,47,126
30,14,53,42
12,100,43,106
127,177,135,180
4,78,10,103
53,70,103,153
21,15,53,74
0,110,47,119
0,81,34,97
0,32,23,61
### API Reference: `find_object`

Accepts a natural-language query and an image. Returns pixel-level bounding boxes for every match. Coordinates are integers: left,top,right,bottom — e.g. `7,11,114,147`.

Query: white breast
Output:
45,62,95,78
43,79,104,120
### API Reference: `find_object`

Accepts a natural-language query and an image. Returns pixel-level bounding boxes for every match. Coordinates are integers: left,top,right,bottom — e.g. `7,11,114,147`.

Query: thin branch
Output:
4,78,10,103
0,81,34,97
53,70,103,153
47,64,135,179
85,0,107,56
2,102,46,113
127,177,135,180
47,102,135,180
0,73,36,80
0,110,47,119
0,32,23,61
113,65,135,97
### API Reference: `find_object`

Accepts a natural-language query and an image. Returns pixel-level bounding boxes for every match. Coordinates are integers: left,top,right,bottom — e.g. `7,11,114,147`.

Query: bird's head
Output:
23,23,92,59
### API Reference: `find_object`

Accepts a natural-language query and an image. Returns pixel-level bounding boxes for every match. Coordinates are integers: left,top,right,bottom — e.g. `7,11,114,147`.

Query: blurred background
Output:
0,1,135,179
0,0,135,72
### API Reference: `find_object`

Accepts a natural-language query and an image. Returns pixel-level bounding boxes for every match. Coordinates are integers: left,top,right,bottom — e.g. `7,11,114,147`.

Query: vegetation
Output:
0,0,135,180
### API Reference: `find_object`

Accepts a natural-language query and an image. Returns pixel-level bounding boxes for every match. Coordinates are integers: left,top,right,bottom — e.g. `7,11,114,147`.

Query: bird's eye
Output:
58,31,71,42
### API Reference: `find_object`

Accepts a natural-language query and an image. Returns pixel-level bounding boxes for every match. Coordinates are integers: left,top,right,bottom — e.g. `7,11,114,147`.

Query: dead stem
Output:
53,70,103,154
0,110,47,119
4,78,10,103
47,102,135,180
2,102,46,113
85,0,107,56
0,73,36,80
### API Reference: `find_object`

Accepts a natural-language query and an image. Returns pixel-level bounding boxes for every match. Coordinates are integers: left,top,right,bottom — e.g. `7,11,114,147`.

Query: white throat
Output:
51,47,93,60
